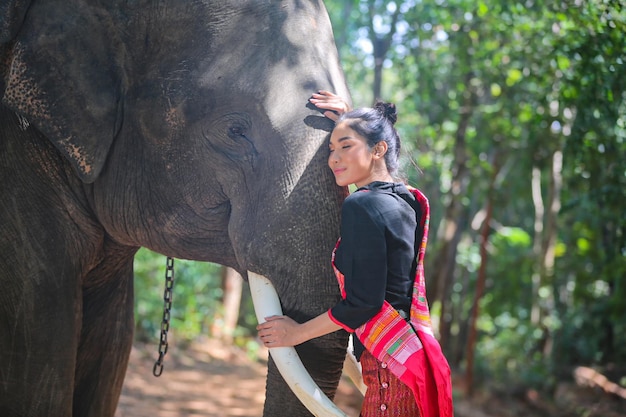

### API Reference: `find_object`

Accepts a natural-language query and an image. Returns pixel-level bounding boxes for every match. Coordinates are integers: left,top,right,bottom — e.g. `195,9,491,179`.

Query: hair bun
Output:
374,101,398,125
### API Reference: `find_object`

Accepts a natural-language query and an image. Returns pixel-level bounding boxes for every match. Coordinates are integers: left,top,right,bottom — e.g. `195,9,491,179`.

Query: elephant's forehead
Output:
264,62,313,129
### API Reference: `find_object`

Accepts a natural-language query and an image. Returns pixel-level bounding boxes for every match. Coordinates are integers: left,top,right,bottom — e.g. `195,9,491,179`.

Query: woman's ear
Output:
373,141,388,158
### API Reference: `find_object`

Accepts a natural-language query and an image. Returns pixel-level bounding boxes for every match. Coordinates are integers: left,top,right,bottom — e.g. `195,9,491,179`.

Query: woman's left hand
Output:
309,90,351,121
257,315,303,347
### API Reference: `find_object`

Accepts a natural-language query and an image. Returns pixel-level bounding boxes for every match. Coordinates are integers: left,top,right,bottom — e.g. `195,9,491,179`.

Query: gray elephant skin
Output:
0,1,350,416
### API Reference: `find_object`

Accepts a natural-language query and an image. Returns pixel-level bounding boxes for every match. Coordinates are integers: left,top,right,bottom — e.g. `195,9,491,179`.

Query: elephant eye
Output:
221,113,251,140
229,126,244,136
204,113,258,165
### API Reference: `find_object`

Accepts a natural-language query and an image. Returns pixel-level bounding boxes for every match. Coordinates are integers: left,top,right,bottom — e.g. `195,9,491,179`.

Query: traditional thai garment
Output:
360,349,421,416
332,186,454,417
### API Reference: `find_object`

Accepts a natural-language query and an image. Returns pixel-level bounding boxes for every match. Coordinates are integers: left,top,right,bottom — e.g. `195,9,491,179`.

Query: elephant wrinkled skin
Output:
0,1,350,416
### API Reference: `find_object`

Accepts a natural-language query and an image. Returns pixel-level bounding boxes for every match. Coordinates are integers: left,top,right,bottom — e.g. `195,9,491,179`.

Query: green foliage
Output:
475,315,555,391
326,0,626,397
133,248,257,345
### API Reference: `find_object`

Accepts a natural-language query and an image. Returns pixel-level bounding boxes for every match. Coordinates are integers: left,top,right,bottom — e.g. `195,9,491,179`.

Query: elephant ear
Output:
1,1,121,183
0,0,31,44
0,0,32,94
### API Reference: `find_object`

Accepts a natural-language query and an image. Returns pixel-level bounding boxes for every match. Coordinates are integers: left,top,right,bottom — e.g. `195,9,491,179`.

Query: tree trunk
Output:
433,71,476,349
211,266,243,343
541,150,562,355
366,0,400,102
530,165,545,325
530,149,562,354
464,152,499,397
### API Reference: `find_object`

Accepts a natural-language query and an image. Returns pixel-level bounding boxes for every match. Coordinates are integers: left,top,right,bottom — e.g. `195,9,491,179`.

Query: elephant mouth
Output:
248,271,362,417
166,201,238,266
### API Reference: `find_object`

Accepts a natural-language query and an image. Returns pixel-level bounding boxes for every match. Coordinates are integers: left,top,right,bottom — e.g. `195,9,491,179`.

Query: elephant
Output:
0,1,355,416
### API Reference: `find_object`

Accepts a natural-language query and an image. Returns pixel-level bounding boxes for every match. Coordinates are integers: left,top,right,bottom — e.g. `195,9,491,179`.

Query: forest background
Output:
133,0,626,415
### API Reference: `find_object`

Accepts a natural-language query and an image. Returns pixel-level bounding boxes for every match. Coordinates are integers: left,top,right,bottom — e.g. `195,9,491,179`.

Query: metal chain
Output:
153,256,175,377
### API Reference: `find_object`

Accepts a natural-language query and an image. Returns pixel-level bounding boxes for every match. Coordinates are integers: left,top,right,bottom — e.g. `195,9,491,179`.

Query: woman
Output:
257,91,453,417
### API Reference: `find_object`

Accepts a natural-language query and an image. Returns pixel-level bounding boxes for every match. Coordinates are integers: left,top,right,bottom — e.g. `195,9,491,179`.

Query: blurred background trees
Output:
133,0,625,408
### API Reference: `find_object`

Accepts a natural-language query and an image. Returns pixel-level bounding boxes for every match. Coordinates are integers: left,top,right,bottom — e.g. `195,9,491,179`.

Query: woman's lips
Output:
333,168,346,175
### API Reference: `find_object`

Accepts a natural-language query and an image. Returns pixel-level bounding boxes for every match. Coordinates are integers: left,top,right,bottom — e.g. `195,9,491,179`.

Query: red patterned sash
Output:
332,186,453,417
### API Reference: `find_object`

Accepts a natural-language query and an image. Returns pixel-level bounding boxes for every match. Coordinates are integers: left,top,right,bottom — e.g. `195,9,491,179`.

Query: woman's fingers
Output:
257,316,284,345
323,111,340,121
257,315,282,329
256,316,298,347
309,90,350,120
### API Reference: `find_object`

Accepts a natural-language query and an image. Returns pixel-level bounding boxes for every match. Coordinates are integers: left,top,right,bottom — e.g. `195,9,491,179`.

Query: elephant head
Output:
0,1,353,416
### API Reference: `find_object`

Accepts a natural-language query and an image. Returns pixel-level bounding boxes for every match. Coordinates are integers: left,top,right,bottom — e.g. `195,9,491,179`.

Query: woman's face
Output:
328,122,377,187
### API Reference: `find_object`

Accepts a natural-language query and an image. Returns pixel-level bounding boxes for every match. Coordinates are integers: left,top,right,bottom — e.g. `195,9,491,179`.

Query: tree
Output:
325,0,626,398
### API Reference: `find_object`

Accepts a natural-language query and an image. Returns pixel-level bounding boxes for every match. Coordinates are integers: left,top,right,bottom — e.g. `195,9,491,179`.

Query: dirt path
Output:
116,339,363,417
116,339,625,417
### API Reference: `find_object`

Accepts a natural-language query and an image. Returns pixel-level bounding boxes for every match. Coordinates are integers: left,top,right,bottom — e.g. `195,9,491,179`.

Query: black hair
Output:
336,101,401,177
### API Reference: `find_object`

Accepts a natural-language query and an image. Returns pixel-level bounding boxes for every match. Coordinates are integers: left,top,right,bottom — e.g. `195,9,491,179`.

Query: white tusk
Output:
342,336,367,395
248,271,348,417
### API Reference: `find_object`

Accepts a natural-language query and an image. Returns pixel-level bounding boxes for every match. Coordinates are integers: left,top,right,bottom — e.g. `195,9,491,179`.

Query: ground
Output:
116,338,626,417
115,338,363,417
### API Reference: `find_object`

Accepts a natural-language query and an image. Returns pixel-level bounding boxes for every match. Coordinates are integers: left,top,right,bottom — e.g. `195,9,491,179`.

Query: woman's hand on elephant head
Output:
257,315,305,347
309,90,351,122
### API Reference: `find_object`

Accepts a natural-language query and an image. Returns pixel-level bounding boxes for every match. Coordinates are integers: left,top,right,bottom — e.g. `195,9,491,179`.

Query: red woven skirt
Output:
359,349,421,417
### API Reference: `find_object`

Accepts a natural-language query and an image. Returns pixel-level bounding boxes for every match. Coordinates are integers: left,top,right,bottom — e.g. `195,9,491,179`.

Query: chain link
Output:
153,256,175,377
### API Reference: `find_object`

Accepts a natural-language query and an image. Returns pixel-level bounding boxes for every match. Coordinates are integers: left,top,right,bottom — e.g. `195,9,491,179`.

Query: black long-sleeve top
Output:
328,181,421,358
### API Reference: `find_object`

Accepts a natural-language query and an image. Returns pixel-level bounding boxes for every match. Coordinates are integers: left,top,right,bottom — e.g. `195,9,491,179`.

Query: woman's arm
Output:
257,312,342,347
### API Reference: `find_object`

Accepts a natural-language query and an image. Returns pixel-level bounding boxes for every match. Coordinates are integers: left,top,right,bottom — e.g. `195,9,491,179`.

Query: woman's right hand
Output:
257,315,303,347
309,90,351,121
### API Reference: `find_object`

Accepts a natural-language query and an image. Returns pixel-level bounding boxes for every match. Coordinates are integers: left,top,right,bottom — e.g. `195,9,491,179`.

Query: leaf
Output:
505,68,523,86
490,83,502,97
